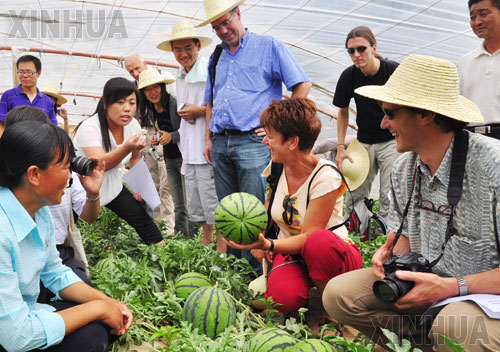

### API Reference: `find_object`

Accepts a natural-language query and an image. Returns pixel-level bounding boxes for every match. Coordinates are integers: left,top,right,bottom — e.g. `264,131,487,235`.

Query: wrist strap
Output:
265,237,274,252
86,194,101,203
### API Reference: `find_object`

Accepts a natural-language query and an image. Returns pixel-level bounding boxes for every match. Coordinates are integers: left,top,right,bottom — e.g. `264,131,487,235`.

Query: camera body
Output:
70,155,95,176
149,147,160,161
373,252,432,304
153,131,161,142
56,106,62,114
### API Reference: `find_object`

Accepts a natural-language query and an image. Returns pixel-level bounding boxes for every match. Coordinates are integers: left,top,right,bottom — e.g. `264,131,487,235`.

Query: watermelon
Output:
175,272,213,299
183,286,236,338
94,256,115,272
215,192,268,244
292,339,335,351
246,327,296,352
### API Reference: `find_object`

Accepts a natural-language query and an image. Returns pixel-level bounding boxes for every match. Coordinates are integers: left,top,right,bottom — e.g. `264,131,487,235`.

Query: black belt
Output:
465,124,500,135
216,129,247,136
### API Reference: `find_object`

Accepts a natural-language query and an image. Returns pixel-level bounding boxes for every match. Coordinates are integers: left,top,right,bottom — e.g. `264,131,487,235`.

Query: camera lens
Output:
70,156,95,176
373,276,415,305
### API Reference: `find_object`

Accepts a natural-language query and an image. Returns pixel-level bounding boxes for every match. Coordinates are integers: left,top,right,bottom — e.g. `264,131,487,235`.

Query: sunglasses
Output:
382,106,406,120
282,195,296,226
347,46,368,55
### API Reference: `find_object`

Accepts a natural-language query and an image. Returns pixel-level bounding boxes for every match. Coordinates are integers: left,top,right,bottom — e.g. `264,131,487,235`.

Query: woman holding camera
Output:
225,98,363,318
73,77,164,245
0,121,133,352
138,68,192,237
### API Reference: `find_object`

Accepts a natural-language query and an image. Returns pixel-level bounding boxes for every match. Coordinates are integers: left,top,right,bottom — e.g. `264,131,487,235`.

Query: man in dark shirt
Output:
334,26,400,222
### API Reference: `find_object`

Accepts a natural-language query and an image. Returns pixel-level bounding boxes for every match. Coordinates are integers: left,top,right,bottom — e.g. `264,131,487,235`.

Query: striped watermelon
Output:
246,327,296,352
183,286,236,338
215,192,268,244
175,272,213,299
292,339,335,351
94,256,115,272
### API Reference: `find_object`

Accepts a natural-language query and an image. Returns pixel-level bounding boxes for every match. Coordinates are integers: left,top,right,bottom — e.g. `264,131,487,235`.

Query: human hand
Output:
132,192,144,203
59,107,68,121
251,248,273,263
77,157,105,197
393,272,457,310
158,131,172,145
335,149,353,172
224,233,269,251
254,127,266,137
372,232,398,279
203,139,212,164
125,132,147,151
178,103,203,122
100,299,134,335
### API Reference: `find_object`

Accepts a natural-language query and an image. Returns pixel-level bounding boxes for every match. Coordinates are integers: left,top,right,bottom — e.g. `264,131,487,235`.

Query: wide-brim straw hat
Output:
157,21,213,52
40,83,67,105
137,68,176,90
196,0,245,27
355,54,484,124
342,140,370,191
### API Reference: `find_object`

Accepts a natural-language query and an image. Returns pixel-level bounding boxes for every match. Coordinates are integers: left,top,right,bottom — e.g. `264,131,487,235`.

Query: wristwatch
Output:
265,237,275,252
456,276,468,296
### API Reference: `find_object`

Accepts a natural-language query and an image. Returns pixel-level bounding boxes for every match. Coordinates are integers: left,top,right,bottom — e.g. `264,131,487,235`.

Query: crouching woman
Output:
225,98,363,318
0,121,133,352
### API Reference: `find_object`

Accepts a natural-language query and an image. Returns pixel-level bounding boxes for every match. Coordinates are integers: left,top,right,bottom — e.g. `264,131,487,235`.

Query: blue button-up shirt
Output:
204,30,309,133
0,188,80,351
0,84,58,125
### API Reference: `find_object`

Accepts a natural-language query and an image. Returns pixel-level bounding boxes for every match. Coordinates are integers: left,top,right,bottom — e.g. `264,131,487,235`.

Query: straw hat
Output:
137,68,176,90
341,140,369,191
157,21,213,52
197,0,245,27
40,83,67,105
355,54,484,124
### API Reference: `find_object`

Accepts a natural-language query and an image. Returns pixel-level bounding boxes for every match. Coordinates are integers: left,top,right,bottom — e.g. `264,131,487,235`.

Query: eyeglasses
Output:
282,195,297,226
382,106,406,120
417,194,453,216
212,12,234,33
347,46,368,55
17,70,37,76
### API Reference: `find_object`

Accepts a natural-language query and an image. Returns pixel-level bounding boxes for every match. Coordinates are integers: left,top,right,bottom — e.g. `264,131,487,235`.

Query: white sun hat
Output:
137,68,176,90
40,83,67,105
197,0,245,27
355,54,484,124
157,21,213,52
341,140,370,191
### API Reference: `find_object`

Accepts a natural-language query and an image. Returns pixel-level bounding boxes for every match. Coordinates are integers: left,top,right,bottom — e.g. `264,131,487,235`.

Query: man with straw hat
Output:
198,0,312,267
458,0,500,139
157,21,224,251
323,54,500,351
40,83,70,133
123,53,176,232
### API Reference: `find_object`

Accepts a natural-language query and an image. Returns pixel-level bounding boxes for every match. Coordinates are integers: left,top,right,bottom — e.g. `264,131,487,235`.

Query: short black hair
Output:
170,38,200,51
16,55,42,72
5,106,51,128
468,0,500,11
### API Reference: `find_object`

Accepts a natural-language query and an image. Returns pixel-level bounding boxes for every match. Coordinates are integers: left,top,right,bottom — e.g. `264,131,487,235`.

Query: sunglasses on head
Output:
347,46,368,55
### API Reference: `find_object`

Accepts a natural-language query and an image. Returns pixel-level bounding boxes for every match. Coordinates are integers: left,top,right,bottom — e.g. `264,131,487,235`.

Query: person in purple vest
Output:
0,55,57,135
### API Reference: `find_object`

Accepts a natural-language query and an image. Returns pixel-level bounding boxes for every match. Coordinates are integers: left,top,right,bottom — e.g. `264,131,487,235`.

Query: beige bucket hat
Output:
341,140,370,191
197,0,245,27
355,54,484,124
157,21,213,52
40,83,67,105
137,68,176,90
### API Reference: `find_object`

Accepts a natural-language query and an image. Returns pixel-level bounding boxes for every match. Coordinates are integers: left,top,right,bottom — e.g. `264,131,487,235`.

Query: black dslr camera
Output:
70,156,95,176
373,252,432,304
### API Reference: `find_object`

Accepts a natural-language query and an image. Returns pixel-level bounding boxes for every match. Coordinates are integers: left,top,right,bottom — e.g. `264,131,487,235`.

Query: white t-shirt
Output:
263,158,348,239
73,115,141,206
176,56,209,165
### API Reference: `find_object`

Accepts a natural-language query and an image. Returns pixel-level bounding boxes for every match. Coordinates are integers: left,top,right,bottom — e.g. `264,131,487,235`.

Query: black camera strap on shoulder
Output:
209,44,223,106
390,130,469,267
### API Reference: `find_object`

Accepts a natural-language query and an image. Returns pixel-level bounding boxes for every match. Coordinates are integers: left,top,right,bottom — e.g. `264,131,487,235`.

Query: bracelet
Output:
265,237,275,252
86,194,101,203
457,276,468,296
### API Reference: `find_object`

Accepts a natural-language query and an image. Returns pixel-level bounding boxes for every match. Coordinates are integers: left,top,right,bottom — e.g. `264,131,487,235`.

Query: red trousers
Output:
264,229,362,314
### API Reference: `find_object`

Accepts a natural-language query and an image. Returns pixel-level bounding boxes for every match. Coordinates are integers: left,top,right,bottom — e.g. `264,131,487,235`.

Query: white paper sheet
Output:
122,158,161,211
431,294,500,319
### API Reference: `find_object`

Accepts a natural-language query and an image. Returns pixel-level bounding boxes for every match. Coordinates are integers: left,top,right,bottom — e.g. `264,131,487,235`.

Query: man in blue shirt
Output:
198,0,311,265
0,55,57,135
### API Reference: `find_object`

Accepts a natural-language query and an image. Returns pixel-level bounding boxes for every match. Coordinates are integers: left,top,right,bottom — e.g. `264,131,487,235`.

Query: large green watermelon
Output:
246,327,296,352
215,192,268,244
175,272,213,299
183,286,236,338
291,339,335,351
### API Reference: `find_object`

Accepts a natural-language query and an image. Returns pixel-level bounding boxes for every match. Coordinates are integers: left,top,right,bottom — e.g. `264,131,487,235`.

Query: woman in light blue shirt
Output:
0,121,133,352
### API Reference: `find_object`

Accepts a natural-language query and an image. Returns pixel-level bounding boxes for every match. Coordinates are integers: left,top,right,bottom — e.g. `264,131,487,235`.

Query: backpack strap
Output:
209,44,223,106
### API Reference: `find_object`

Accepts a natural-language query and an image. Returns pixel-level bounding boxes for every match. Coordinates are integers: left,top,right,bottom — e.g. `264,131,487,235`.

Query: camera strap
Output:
390,129,469,264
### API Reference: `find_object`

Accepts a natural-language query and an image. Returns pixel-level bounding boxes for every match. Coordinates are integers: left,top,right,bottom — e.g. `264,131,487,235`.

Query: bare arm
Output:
0,121,4,136
335,107,354,170
290,81,312,98
203,103,213,165
177,103,206,121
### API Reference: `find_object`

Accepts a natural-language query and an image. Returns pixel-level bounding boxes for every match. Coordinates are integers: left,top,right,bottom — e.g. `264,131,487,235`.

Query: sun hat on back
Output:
355,54,484,124
196,0,245,27
40,83,67,105
157,21,213,52
137,68,176,90
341,140,370,191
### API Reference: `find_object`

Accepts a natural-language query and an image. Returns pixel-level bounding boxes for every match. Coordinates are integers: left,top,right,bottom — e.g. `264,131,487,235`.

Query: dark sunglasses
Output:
282,195,295,226
382,106,406,120
347,46,367,55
